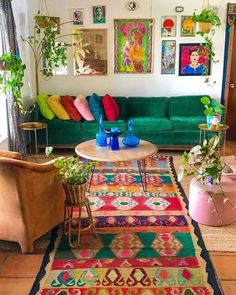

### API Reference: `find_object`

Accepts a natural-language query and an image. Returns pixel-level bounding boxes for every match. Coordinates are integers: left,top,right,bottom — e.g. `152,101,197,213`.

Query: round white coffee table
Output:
75,139,158,192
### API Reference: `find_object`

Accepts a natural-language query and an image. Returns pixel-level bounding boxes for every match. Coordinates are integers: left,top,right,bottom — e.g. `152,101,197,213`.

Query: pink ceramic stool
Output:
189,175,236,226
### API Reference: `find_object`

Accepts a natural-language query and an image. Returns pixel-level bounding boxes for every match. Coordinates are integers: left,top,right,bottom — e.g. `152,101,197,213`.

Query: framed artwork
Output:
161,16,176,37
93,6,106,24
179,43,211,76
114,19,153,73
161,40,176,74
181,16,196,37
72,28,107,75
71,9,85,26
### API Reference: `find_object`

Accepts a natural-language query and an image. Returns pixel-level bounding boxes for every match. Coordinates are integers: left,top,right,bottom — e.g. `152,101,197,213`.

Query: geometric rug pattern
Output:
31,155,222,294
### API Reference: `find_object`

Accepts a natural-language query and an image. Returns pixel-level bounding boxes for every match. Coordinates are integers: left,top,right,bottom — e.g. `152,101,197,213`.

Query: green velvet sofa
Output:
30,95,224,148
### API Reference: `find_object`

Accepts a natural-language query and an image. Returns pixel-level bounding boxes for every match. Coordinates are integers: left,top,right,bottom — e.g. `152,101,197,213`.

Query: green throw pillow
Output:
37,93,55,120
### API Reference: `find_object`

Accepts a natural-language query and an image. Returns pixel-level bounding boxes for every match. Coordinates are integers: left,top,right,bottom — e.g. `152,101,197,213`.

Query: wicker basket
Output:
198,22,213,33
63,182,87,204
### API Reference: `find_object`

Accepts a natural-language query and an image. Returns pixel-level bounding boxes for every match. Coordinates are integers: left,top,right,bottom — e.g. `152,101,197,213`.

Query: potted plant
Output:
0,53,26,113
178,136,236,226
192,8,221,33
200,96,224,130
46,147,95,204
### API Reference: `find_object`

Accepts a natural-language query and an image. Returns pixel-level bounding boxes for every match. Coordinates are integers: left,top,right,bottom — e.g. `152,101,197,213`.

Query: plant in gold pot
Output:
46,147,95,204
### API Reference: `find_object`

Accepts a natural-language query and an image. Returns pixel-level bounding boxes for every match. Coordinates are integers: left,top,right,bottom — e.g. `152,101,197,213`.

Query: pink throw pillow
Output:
102,94,120,121
74,95,95,121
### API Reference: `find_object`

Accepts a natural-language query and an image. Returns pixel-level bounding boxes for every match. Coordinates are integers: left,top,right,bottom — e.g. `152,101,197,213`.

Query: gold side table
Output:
19,122,48,154
198,123,229,155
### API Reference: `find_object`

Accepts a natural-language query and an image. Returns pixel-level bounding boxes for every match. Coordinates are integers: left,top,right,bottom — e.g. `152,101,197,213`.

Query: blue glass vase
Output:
105,127,123,150
123,120,140,148
96,115,107,147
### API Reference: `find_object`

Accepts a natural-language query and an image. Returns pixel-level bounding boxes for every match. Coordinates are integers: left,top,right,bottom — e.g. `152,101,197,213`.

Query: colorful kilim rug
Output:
31,155,222,295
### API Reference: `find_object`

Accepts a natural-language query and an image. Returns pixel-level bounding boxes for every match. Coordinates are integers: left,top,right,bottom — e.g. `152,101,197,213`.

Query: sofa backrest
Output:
127,97,168,117
113,96,128,120
169,95,207,117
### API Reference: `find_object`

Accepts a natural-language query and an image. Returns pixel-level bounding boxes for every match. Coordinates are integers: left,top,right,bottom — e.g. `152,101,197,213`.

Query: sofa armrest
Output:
30,103,43,121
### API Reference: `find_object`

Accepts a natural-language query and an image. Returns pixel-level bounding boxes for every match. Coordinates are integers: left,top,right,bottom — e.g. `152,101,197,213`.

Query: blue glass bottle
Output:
96,115,107,147
123,120,140,147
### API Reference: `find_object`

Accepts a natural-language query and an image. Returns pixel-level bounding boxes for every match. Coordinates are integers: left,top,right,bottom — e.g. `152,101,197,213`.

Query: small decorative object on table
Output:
96,115,107,147
105,127,123,150
123,120,140,147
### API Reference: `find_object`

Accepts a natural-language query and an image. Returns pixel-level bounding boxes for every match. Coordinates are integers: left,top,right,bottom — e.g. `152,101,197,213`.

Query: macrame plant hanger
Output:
36,0,50,28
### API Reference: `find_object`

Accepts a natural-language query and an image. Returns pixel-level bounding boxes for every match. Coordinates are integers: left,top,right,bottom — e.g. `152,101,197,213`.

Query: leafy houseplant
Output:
0,53,26,113
192,8,221,32
46,147,95,204
200,96,223,130
178,136,236,225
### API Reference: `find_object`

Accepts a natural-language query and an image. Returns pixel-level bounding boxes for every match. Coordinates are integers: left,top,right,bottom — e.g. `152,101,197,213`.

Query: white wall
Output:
14,0,228,103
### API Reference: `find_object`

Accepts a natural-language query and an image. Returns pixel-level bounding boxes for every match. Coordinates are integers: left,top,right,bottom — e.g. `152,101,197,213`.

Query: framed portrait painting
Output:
114,19,153,73
71,9,85,26
93,6,106,23
179,43,211,76
72,28,107,75
161,16,176,37
161,40,176,74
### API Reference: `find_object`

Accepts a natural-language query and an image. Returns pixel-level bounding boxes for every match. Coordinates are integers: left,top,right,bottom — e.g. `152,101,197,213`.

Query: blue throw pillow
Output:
89,93,105,121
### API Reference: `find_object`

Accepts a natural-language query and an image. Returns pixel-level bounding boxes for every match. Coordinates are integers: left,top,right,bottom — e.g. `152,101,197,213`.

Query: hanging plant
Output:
0,53,26,113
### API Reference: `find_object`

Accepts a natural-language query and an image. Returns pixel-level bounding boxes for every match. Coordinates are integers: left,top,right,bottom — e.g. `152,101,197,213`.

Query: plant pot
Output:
198,22,213,33
63,182,87,204
189,177,236,226
206,114,221,130
35,15,50,28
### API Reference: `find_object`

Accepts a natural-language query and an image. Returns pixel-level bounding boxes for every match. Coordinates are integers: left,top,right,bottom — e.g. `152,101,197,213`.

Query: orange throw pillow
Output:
61,96,82,121
102,94,120,121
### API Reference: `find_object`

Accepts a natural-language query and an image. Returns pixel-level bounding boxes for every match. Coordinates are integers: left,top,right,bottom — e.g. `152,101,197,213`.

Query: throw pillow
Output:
61,96,82,121
74,95,95,121
0,150,22,160
102,94,120,121
89,93,105,121
37,93,55,120
47,94,70,120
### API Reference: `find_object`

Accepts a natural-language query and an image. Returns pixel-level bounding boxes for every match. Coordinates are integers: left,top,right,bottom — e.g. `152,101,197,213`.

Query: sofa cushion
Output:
74,95,95,121
102,94,119,121
89,93,105,121
169,95,207,117
128,117,172,131
37,93,55,120
113,97,127,120
41,118,82,131
61,96,82,121
170,116,206,131
127,97,168,117
82,120,126,132
47,94,70,120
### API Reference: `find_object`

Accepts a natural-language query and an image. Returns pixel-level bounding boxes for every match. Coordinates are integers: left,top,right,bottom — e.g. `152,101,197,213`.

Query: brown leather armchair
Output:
0,151,65,253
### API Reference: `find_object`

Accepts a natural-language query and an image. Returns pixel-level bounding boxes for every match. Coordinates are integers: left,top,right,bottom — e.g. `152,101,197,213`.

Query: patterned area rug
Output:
31,155,221,294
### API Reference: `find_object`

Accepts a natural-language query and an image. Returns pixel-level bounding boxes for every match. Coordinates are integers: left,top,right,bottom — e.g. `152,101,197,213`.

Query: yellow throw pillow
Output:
47,94,70,120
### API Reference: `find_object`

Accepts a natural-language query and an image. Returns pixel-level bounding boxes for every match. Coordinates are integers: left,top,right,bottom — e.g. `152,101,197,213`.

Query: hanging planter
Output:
35,15,50,28
198,21,213,33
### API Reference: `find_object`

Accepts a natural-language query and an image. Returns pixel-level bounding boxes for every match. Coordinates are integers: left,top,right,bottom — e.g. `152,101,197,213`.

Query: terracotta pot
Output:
198,22,213,33
189,177,236,226
63,182,87,204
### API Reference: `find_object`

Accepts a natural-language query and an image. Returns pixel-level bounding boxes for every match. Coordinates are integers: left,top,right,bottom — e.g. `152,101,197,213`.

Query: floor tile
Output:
0,278,35,295
0,254,44,278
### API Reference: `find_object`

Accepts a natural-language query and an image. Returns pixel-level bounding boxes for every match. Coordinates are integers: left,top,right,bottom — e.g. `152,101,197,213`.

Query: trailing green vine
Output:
0,53,26,113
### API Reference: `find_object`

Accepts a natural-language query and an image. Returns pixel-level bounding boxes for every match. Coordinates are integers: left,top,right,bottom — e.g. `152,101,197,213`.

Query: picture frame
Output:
114,19,153,73
180,16,196,37
161,40,176,74
71,9,85,26
93,6,106,24
72,28,108,75
179,43,211,76
49,17,60,34
161,16,176,37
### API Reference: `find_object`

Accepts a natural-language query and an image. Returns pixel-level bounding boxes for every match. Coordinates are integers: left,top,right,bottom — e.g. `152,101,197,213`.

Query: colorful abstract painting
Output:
114,19,153,73
181,16,196,37
179,43,211,76
161,40,176,74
